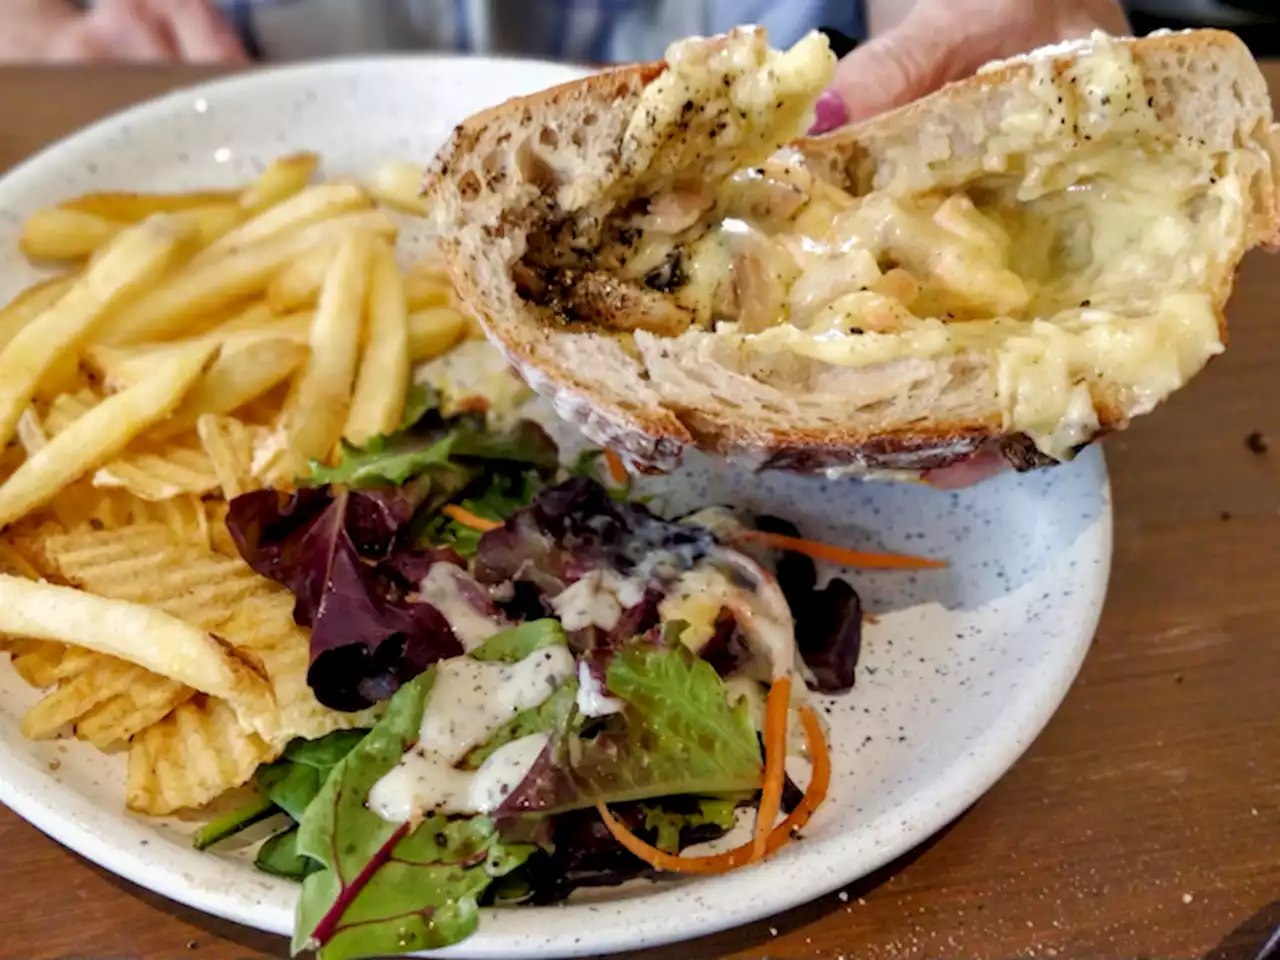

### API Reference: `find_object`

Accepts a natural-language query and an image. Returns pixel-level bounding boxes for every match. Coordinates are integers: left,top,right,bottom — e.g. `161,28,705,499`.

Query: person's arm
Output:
0,0,246,64
0,0,77,62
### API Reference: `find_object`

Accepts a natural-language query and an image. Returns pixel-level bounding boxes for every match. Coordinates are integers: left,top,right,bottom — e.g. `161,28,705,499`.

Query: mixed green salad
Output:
199,384,875,960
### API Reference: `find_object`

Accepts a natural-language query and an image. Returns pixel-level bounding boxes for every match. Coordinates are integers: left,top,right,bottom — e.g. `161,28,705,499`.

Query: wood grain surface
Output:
0,64,1277,960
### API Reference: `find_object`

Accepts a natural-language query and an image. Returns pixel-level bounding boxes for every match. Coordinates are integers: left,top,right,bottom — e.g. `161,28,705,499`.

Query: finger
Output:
88,0,179,61
820,12,975,128
151,0,248,63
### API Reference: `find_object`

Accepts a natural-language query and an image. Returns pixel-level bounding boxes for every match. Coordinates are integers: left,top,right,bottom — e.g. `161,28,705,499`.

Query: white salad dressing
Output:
417,563,501,650
550,569,648,632
575,661,624,718
369,733,551,821
367,646,575,823
421,647,575,758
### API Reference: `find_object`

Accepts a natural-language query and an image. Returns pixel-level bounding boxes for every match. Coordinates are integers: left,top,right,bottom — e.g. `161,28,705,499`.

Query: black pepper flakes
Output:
1245,431,1269,455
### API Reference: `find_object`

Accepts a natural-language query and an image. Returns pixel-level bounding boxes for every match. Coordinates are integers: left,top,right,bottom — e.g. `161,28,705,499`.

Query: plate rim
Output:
0,58,1115,958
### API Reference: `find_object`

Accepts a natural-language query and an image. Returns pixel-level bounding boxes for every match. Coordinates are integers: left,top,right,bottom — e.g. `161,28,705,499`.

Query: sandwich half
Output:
424,27,1280,476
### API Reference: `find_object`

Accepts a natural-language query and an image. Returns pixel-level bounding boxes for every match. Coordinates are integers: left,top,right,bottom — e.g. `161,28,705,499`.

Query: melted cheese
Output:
613,31,1238,460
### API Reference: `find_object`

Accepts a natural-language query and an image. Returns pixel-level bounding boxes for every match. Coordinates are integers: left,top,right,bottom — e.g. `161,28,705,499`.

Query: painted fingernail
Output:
809,90,848,134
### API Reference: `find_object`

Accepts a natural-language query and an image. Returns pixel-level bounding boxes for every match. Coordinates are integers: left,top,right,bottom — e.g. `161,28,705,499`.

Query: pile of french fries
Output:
0,153,486,817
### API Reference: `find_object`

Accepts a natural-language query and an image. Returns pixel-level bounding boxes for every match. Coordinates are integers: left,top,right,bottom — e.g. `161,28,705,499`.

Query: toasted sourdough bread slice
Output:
425,28,1280,475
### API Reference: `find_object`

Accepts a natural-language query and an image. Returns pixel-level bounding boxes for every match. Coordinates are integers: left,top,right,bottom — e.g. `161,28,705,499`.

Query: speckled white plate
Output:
0,58,1112,958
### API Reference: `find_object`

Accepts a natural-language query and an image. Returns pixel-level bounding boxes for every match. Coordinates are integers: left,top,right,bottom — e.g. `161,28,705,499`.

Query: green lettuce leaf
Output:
292,671,531,960
422,469,543,558
500,646,763,814
256,827,320,880
257,729,370,824
463,681,579,770
461,620,575,769
578,645,763,800
470,619,566,663
310,433,458,487
642,798,740,853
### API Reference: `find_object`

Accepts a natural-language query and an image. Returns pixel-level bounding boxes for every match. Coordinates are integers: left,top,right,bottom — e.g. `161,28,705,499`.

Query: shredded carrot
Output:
453,395,491,414
594,703,831,874
733,528,946,570
754,675,791,859
603,448,629,484
773,706,831,842
442,504,501,532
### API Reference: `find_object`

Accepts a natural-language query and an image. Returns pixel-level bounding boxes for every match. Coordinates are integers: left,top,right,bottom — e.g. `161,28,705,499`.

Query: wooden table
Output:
0,64,1277,960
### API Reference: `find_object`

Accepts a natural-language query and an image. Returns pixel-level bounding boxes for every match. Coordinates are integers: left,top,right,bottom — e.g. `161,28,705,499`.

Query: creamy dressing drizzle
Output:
576,661,624,718
368,733,551,821
368,647,574,823
417,563,501,650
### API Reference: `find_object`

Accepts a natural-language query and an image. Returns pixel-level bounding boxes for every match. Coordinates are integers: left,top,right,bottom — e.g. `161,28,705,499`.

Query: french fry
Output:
32,523,372,749
407,306,468,362
0,218,189,449
0,274,77,353
240,152,320,214
345,238,408,442
199,182,371,260
196,414,261,498
0,573,275,735
16,408,48,456
99,209,395,345
20,209,122,261
265,238,339,313
177,203,246,250
402,254,455,310
85,307,310,389
365,160,430,215
40,387,97,436
60,189,239,221
126,696,274,815
151,338,308,440
93,441,219,501
285,231,371,469
0,344,214,528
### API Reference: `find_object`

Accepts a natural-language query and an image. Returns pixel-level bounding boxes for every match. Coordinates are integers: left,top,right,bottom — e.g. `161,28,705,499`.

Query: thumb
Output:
814,18,961,131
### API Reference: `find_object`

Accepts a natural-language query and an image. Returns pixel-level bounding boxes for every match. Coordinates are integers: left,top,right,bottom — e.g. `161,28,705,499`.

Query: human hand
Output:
6,0,247,64
811,0,1129,132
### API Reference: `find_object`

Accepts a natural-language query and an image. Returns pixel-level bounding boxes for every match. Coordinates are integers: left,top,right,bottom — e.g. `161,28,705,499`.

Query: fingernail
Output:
809,90,848,135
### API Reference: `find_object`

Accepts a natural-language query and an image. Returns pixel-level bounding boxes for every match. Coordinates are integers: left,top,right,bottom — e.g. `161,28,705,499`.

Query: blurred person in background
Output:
1,2,1273,124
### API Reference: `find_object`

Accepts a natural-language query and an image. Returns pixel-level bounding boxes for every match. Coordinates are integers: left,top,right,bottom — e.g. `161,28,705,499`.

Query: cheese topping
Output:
548,30,1252,461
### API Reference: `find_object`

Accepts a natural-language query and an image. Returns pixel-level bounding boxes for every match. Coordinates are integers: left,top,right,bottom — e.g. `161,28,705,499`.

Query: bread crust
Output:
426,30,1279,475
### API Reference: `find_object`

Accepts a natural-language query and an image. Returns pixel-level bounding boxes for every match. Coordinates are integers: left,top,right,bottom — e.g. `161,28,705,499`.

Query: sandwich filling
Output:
514,29,1265,460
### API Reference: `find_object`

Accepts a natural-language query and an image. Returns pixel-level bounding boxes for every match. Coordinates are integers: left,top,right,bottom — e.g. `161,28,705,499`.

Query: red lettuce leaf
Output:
755,515,864,694
227,486,467,711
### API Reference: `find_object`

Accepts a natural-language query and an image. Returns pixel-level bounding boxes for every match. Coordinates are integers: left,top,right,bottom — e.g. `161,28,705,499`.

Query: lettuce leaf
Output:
498,645,762,815
310,434,458,487
470,619,566,663
642,797,740,853
293,672,532,960
227,485,468,711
